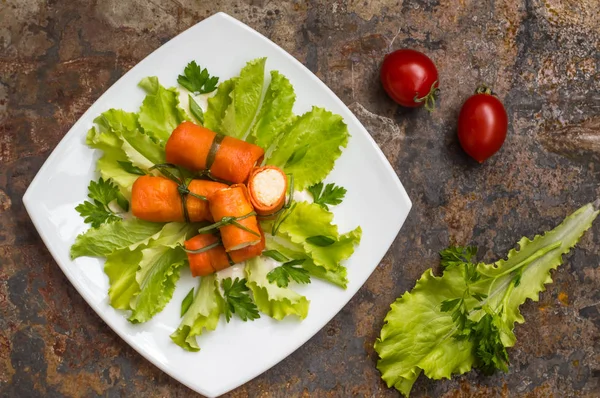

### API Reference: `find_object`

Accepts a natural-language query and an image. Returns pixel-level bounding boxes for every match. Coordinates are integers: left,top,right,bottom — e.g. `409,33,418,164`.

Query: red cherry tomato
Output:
457,87,508,163
380,49,440,111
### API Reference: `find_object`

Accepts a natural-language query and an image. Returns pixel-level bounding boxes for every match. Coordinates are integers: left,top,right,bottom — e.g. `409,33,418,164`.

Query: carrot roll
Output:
247,166,288,216
165,121,264,183
208,184,261,251
229,227,265,263
185,229,265,277
131,175,226,223
185,234,231,277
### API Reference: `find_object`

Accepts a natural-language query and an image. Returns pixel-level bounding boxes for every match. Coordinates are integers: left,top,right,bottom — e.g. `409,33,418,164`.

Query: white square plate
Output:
23,12,411,397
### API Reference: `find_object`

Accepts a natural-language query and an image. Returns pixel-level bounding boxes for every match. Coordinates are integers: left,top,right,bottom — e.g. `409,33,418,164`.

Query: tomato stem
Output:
414,80,440,112
475,85,493,95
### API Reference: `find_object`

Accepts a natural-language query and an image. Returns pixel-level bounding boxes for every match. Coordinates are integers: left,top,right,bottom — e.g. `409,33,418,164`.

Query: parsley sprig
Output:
267,257,311,288
220,277,260,322
439,246,509,374
75,178,128,228
307,182,347,210
178,61,219,94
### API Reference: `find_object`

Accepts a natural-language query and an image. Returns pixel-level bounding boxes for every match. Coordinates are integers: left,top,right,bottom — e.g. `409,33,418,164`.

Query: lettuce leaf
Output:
94,109,165,169
138,77,188,142
278,201,361,272
246,256,309,320
104,248,143,310
120,128,165,168
265,235,348,288
129,222,195,323
94,108,140,132
70,219,164,259
86,126,138,193
248,70,295,150
221,58,266,139
170,275,222,351
375,202,600,396
204,78,237,133
266,107,349,190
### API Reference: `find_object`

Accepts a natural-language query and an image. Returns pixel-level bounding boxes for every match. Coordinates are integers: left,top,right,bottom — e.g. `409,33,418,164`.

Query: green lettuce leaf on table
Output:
171,275,222,352
374,202,599,397
245,257,310,320
220,58,266,139
265,107,349,190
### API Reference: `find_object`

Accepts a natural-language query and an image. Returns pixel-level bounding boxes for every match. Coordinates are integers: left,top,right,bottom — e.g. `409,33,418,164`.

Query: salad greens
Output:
170,275,222,352
308,182,347,210
375,202,599,397
266,107,349,190
177,60,219,95
267,259,311,288
248,71,296,150
246,256,310,320
221,57,267,139
220,277,261,322
72,58,360,352
75,178,127,227
138,76,188,141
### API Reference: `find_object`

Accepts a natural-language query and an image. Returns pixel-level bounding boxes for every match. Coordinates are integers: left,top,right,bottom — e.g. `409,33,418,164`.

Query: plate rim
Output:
23,11,412,397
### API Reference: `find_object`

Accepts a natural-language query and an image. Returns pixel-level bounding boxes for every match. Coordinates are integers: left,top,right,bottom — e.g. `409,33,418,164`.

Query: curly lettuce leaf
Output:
248,70,295,150
246,256,309,320
94,109,165,169
476,202,600,347
129,222,195,323
204,78,237,133
94,108,140,133
266,235,348,288
86,127,138,193
221,58,266,139
104,248,142,310
170,275,221,351
70,219,164,259
375,267,475,396
266,107,349,190
278,201,361,272
375,202,600,397
138,77,188,142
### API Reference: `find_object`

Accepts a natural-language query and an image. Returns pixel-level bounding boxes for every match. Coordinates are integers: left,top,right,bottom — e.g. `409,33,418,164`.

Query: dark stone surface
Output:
1,0,599,396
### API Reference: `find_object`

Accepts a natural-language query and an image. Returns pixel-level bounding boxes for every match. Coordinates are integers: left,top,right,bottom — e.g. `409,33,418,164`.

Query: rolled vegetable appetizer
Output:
184,234,230,277
230,228,265,263
247,166,288,216
207,184,261,251
131,175,226,223
165,121,264,183
184,230,265,277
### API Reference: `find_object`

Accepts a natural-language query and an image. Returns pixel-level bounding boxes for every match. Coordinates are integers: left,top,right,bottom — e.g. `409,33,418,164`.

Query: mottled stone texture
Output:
1,0,599,396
